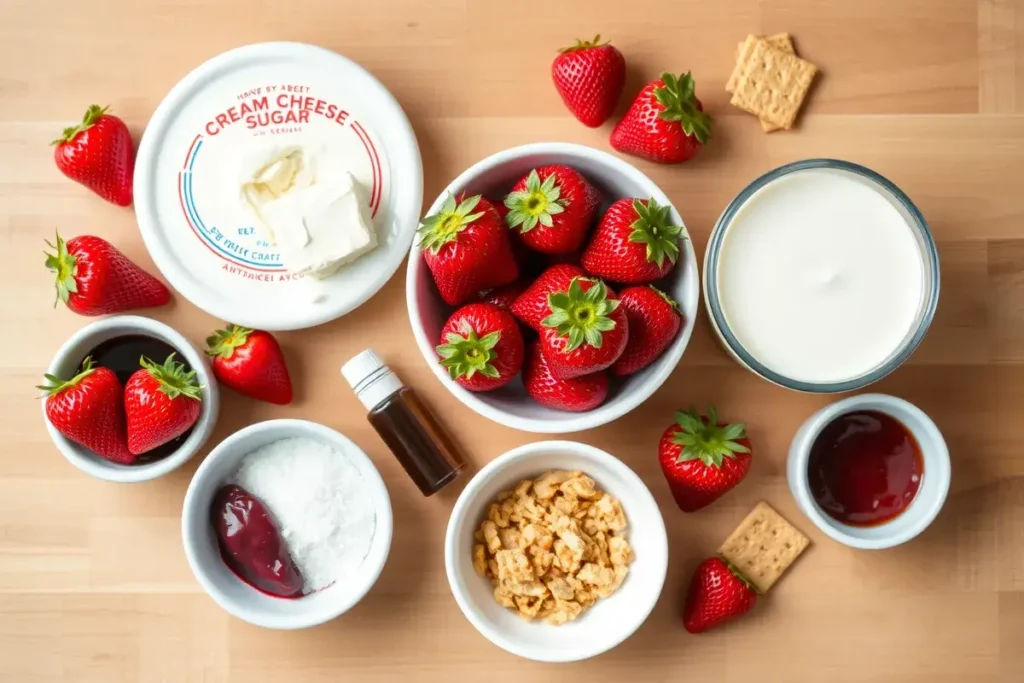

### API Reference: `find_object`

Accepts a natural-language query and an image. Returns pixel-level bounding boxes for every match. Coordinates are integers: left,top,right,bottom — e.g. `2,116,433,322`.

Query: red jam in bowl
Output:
212,484,303,598
807,410,923,527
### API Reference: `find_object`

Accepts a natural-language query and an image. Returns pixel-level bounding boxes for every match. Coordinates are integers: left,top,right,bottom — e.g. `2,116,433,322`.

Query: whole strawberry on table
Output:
658,406,752,511
52,105,135,206
551,35,626,128
207,325,293,405
611,71,712,164
45,233,170,316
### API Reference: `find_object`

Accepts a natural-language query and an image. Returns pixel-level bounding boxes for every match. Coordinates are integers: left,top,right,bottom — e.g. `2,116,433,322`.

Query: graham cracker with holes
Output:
718,501,810,594
729,36,817,130
727,34,796,132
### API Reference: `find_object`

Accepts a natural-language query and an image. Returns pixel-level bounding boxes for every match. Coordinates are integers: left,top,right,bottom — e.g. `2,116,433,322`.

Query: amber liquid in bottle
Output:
367,386,465,496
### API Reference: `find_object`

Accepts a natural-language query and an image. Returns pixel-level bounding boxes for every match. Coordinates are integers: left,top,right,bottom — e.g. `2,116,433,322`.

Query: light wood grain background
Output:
1,0,1022,681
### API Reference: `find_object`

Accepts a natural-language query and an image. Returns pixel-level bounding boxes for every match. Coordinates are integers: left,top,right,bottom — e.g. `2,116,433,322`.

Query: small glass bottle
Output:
341,349,466,496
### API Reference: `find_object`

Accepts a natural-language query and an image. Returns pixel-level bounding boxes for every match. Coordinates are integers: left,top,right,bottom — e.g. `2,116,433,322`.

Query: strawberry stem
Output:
541,277,619,352
51,104,110,145
627,197,685,268
557,34,609,53
670,405,749,467
206,324,253,359
140,354,202,401
436,322,503,381
417,194,486,254
36,356,96,396
504,169,566,234
43,232,78,308
653,73,711,145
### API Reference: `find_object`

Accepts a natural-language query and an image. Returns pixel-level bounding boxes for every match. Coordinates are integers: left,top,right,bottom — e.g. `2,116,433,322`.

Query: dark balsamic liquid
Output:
81,335,195,463
807,410,923,527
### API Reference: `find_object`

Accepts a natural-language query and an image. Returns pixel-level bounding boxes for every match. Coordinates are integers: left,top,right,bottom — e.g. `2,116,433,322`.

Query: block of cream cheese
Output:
241,147,378,278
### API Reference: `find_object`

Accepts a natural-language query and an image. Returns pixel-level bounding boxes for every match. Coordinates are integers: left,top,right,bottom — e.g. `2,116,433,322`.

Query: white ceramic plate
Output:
135,42,422,330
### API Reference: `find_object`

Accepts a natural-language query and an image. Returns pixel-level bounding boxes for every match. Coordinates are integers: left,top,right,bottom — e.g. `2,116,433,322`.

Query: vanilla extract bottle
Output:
341,349,466,496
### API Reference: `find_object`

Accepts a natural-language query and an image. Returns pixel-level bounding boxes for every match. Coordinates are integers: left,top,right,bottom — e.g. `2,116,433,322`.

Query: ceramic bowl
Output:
406,142,699,434
181,419,393,629
445,440,667,662
787,393,951,549
41,315,220,483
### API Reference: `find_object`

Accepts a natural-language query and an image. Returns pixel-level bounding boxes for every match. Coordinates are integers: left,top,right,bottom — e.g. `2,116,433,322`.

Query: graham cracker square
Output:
729,37,817,130
718,501,810,594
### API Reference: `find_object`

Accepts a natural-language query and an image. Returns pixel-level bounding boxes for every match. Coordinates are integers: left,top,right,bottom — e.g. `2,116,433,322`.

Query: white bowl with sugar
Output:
182,419,393,629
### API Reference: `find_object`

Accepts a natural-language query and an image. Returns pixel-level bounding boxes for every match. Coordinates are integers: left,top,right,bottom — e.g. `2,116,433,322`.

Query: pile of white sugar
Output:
232,436,376,594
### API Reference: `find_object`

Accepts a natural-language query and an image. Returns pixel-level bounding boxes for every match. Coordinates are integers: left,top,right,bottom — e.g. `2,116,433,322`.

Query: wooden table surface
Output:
2,0,1023,681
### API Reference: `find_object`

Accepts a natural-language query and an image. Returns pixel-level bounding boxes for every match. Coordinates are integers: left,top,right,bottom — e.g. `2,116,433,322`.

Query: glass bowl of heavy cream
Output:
703,159,939,393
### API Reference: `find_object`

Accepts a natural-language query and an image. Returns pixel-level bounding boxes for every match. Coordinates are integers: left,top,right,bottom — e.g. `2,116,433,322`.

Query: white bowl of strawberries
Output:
407,142,698,433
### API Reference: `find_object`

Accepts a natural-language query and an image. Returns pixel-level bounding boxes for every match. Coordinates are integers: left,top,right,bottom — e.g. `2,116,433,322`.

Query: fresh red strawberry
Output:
436,303,524,392
419,194,519,306
510,264,586,330
551,35,626,128
611,72,712,164
504,165,600,254
658,406,752,512
45,233,170,316
52,105,134,206
538,277,629,379
612,286,683,375
38,356,133,464
479,281,527,311
206,325,293,405
582,197,685,283
683,557,758,634
124,354,202,455
523,341,608,411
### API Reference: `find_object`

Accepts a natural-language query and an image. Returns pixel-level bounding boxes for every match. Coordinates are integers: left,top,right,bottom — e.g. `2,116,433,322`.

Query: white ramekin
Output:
787,393,950,549
41,315,220,483
406,142,700,433
181,419,393,629
445,440,668,662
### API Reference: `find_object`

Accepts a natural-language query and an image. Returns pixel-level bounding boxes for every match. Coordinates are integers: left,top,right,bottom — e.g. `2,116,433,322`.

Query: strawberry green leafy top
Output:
628,198,685,267
140,354,202,401
558,34,609,53
206,324,255,359
542,277,619,352
44,233,79,307
655,72,712,145
504,169,566,233
52,104,110,145
37,356,97,396
417,194,486,254
436,323,502,380
671,406,748,467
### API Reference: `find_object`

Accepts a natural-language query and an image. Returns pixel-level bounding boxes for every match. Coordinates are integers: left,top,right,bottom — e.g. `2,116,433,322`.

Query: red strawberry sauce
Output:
212,484,303,598
807,411,923,527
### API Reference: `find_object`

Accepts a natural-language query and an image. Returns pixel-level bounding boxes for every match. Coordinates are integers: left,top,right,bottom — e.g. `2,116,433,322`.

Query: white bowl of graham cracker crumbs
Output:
445,440,667,662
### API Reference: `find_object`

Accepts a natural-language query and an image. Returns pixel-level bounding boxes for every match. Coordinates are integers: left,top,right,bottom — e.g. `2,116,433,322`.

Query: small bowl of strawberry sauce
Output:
787,394,950,549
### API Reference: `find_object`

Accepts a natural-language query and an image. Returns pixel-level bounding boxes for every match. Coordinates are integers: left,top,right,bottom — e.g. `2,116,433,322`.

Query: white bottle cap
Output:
341,348,404,411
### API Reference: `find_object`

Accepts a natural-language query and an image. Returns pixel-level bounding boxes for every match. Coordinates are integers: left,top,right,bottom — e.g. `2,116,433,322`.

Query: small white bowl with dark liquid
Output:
41,315,220,483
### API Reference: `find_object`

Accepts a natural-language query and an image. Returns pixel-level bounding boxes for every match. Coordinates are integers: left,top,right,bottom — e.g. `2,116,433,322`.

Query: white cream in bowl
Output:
705,160,939,392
